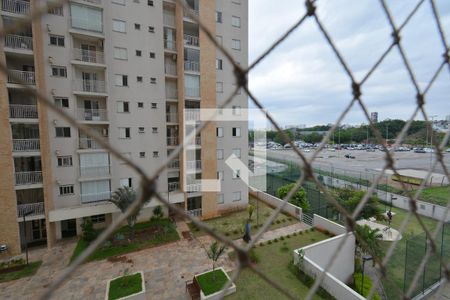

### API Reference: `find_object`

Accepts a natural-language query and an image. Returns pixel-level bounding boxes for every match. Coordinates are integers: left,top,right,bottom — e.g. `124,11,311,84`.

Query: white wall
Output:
313,214,347,235
249,187,302,220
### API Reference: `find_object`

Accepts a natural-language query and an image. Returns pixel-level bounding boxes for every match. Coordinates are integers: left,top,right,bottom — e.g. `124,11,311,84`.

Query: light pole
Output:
429,115,437,170
22,208,35,265
361,255,373,293
385,124,389,146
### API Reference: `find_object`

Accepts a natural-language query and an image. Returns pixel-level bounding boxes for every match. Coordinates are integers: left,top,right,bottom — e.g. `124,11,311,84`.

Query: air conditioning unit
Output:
0,244,7,252
172,54,177,61
102,128,109,137
55,180,61,185
46,24,51,32
51,89,56,95
48,56,54,64
55,150,60,155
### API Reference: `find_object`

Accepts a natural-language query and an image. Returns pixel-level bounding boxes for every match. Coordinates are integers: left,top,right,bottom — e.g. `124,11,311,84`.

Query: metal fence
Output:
1,0,450,299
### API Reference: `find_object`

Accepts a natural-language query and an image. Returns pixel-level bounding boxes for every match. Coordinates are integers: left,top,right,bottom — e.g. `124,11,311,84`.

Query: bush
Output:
259,242,264,247
281,219,286,223
354,258,362,273
288,261,335,299
81,218,97,242
277,183,309,211
280,246,289,252
276,220,281,224
280,236,285,241
286,234,291,238
293,232,297,236
353,273,381,300
274,238,278,243
225,232,230,237
152,205,163,220
233,229,239,235
268,240,272,245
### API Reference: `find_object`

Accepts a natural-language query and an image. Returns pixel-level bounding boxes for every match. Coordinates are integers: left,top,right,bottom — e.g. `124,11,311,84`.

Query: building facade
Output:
0,0,248,258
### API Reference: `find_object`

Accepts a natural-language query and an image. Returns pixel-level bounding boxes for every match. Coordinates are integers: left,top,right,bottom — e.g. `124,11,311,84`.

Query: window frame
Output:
112,19,127,33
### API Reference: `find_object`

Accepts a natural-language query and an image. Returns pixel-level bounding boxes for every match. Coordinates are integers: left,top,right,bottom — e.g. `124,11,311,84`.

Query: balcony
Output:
184,60,199,72
72,48,105,64
12,139,40,152
164,39,176,51
17,202,44,218
77,108,108,122
80,0,101,5
9,104,38,119
1,0,30,15
15,171,42,185
166,112,178,123
80,165,110,178
4,34,32,51
163,11,176,27
168,181,180,192
184,34,199,47
165,86,178,99
186,208,202,217
164,61,177,76
185,86,200,98
186,183,201,192
73,79,106,94
81,191,111,203
167,136,178,146
185,109,200,122
168,159,180,169
7,70,35,85
186,160,201,171
79,137,104,150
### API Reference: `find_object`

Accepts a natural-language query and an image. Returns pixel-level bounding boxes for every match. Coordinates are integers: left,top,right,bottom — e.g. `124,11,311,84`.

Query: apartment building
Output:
0,0,248,258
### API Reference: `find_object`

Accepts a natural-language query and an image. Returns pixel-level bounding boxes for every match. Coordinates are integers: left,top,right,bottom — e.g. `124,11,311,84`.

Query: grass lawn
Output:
413,186,450,206
0,261,42,283
188,197,298,240
376,204,439,300
197,269,229,296
70,218,179,263
108,272,142,300
226,230,330,300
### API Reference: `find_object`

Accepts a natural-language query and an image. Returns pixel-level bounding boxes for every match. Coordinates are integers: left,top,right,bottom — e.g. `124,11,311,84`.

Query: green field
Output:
415,186,450,206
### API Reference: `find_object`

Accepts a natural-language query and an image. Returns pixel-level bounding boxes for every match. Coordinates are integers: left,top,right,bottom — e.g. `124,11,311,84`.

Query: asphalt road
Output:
259,149,450,176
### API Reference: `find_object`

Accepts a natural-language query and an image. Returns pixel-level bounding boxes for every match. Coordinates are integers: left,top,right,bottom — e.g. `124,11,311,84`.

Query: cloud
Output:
248,0,450,127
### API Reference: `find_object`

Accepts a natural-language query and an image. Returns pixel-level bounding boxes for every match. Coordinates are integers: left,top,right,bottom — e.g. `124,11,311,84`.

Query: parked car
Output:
447,148,450,153
414,148,426,153
344,153,355,159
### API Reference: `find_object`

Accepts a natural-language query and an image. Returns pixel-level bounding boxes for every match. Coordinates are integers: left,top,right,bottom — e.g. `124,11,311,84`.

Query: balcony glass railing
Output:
12,139,40,152
168,182,180,192
1,0,30,15
15,171,42,185
5,34,33,50
166,112,178,123
184,34,199,47
79,137,104,149
73,79,106,93
17,202,44,218
164,61,177,76
9,104,38,119
165,86,178,99
77,108,108,121
72,48,105,64
7,70,35,85
184,60,200,72
167,136,178,146
185,109,200,121
164,39,176,51
186,160,201,171
168,159,180,169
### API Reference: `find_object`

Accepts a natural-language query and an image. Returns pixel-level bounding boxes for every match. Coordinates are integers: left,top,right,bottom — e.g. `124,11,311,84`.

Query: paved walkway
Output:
0,221,308,299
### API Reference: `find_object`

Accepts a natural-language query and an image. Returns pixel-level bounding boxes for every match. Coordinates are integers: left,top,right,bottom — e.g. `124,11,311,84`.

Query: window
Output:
232,16,241,28
137,76,143,82
232,169,241,179
91,214,106,224
232,191,241,201
59,185,74,196
138,127,145,133
153,151,159,157
216,35,223,45
216,11,222,23
113,47,128,60
57,156,73,167
216,82,223,93
118,127,131,139
217,171,224,181
136,50,142,56
120,178,132,187
232,127,241,137
55,97,69,108
151,103,157,109
149,52,155,59
51,66,67,77
70,3,102,32
139,151,146,157
55,127,71,137
80,180,111,203
217,149,224,160
152,127,158,133
117,101,130,113
216,127,224,137
232,105,241,115
48,6,63,16
115,74,128,86
113,19,126,33
216,59,223,70
49,34,65,46
134,23,141,30
148,26,155,33
232,148,241,158
137,102,144,108
148,0,153,6
185,74,200,97
232,39,241,50
150,77,156,84
217,194,224,204
112,0,126,4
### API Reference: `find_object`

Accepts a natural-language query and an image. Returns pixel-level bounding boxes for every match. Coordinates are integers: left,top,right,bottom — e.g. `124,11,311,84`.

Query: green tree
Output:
206,241,227,280
355,225,383,265
274,130,294,145
80,217,97,242
334,188,380,219
277,183,309,212
109,187,148,236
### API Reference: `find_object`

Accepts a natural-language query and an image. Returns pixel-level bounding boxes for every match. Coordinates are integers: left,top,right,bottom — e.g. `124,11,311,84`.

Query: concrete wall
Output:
249,187,302,220
313,214,346,235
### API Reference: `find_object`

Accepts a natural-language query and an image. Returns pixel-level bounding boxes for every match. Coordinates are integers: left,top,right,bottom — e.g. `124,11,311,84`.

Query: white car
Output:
303,149,311,152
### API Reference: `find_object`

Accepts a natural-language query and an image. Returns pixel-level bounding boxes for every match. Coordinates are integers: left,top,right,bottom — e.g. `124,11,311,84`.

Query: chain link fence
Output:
1,0,450,299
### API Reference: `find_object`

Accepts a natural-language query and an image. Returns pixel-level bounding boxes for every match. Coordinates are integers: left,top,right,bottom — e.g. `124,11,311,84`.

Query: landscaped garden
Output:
0,259,42,283
226,229,332,299
188,197,299,240
70,218,179,263
107,271,144,300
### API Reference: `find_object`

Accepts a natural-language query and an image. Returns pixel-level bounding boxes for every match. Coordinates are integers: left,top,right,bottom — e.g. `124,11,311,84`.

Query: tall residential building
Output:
370,112,378,123
0,0,248,258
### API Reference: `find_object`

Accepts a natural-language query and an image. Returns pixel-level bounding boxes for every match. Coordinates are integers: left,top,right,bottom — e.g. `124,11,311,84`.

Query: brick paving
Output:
0,221,308,300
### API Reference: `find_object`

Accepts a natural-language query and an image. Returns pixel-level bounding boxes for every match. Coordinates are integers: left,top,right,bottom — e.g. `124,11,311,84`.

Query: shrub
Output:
225,232,230,237
311,228,315,232
286,234,291,238
274,238,278,243
277,183,309,211
276,220,281,224
280,246,289,252
293,232,297,236
288,218,293,222
268,240,272,245
259,242,264,247
353,273,381,300
233,229,239,235
152,205,163,220
299,231,303,235
280,236,285,241
81,218,97,242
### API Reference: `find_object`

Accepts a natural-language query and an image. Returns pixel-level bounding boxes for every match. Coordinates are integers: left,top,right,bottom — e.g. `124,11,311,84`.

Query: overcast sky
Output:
247,0,450,128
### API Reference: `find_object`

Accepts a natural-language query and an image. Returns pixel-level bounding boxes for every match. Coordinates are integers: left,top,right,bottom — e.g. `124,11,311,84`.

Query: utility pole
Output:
386,124,389,146
429,115,438,170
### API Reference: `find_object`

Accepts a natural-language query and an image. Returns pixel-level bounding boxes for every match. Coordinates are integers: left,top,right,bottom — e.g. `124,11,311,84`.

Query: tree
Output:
334,188,380,219
355,225,383,265
152,205,163,220
109,187,148,237
277,183,309,212
206,241,227,280
80,217,97,242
